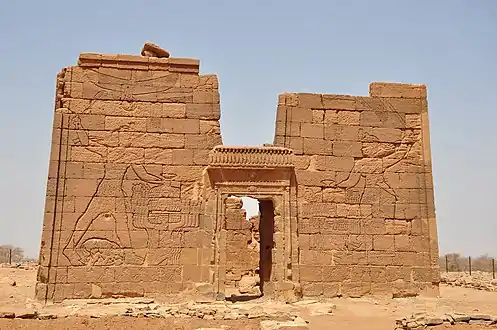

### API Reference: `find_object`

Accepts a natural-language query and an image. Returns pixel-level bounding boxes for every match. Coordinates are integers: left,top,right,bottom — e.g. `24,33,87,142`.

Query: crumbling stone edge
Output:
395,312,497,329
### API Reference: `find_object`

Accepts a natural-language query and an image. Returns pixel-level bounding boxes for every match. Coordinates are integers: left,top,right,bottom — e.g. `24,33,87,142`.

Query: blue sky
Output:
0,0,496,258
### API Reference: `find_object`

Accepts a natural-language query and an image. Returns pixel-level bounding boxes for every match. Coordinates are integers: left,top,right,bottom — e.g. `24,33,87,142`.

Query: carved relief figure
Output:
62,164,170,266
62,111,202,266
85,69,181,102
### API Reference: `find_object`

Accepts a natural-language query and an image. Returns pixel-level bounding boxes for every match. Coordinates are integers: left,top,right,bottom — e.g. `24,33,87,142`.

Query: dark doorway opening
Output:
258,199,274,295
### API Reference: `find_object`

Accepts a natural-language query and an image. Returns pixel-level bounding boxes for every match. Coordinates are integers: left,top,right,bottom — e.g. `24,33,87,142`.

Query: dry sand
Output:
1,265,496,329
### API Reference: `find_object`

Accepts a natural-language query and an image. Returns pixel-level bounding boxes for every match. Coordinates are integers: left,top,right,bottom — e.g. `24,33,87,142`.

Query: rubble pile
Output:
0,297,331,327
0,262,38,270
395,312,497,329
441,271,497,291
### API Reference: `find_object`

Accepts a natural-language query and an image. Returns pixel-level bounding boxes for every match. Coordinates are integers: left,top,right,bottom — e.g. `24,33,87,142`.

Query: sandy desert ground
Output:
0,264,496,330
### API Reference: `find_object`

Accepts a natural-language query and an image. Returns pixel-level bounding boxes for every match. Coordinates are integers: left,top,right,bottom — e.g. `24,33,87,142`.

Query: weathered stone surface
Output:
395,312,497,329
39,45,439,303
141,42,170,58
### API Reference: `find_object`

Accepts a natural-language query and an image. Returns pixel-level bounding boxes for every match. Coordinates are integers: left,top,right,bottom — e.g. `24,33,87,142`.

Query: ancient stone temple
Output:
36,44,440,302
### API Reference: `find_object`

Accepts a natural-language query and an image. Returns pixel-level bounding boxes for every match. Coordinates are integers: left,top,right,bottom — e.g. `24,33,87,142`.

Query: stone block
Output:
311,285,336,301
322,187,346,203
412,267,437,283
370,266,387,283
108,147,144,163
185,134,222,150
199,119,221,135
301,202,336,217
394,235,413,252
310,234,347,251
183,265,202,282
337,111,360,125
353,158,383,173
322,94,356,110
185,103,220,120
346,234,373,251
287,137,304,154
144,148,173,164
193,149,210,165
301,282,323,296
333,251,367,265
120,132,185,149
297,93,323,109
161,118,200,134
324,110,338,124
322,266,351,282
298,234,311,250
287,107,313,123
312,109,324,123
362,219,387,235
301,123,324,138
368,251,395,266
172,149,194,165
300,250,333,265
349,266,372,282
341,281,371,298
315,156,354,172
303,138,332,155
298,218,320,234
198,74,219,89
325,125,360,141
321,218,362,235
275,121,300,137
83,163,105,179
333,141,362,157
336,204,372,218
64,179,99,197
295,169,335,187
385,220,411,235
360,111,406,129
369,82,427,99
360,127,402,143
373,235,394,251
300,186,322,203
385,266,411,282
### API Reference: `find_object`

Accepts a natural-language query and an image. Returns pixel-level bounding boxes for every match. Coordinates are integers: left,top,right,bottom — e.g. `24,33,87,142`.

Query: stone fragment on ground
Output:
395,311,497,329
260,316,309,330
238,275,261,295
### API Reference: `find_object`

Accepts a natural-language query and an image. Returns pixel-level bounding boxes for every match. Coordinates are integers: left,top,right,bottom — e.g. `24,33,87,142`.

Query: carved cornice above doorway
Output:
208,146,294,169
206,146,295,187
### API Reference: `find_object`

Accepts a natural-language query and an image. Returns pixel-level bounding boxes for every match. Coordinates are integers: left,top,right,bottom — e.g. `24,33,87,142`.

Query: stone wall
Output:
37,47,439,301
37,53,222,301
273,83,439,298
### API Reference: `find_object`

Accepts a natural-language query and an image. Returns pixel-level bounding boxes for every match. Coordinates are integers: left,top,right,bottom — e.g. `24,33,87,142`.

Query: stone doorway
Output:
206,146,299,301
222,195,276,301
